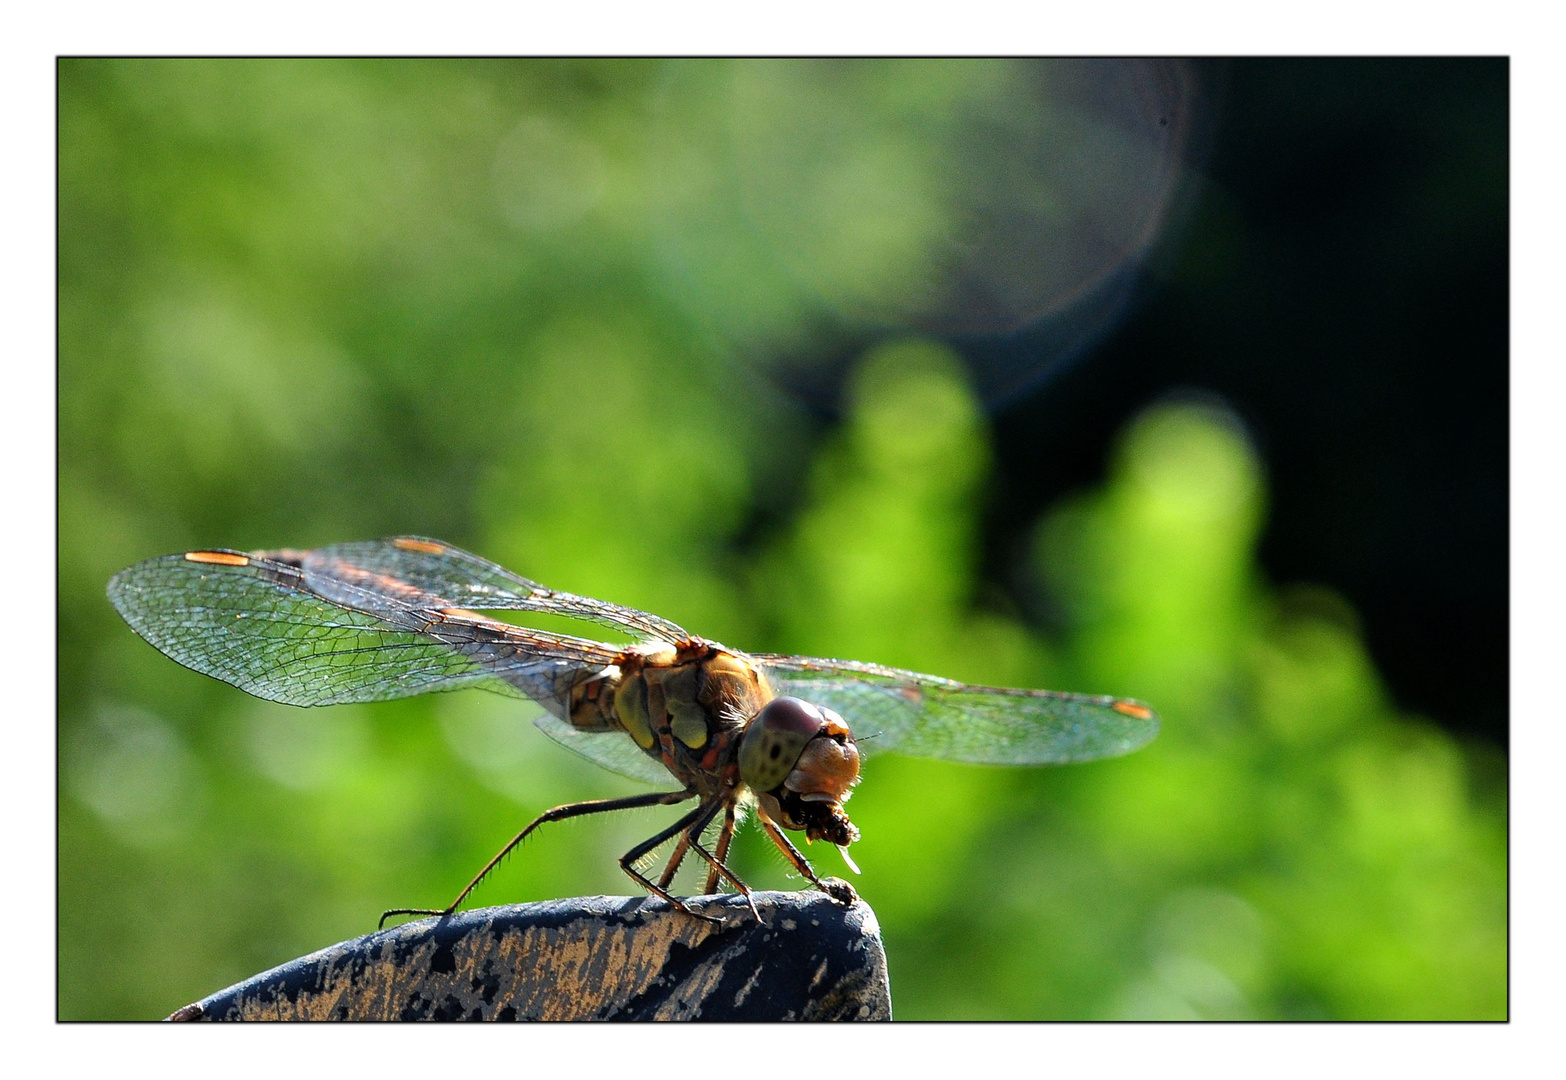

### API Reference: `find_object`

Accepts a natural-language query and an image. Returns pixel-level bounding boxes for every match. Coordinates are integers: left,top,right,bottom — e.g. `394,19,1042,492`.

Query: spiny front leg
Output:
657,832,691,891
702,803,738,895
620,801,726,925
686,808,760,923
659,800,737,898
758,812,859,907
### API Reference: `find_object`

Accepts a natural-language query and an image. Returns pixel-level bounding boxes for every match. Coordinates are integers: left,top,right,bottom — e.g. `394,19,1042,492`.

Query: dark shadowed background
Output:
58,58,1506,1020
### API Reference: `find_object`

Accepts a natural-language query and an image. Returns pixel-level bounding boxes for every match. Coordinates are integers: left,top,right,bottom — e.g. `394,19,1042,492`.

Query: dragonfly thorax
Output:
569,647,863,843
570,645,769,795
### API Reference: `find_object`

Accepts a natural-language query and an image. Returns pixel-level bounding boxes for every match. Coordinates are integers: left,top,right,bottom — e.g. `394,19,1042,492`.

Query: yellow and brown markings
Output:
698,652,770,718
570,644,774,789
184,551,250,567
657,665,709,750
563,669,621,735
608,673,655,748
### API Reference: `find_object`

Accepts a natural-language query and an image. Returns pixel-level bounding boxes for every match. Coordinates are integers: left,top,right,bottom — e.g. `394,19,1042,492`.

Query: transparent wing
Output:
271,537,689,644
754,655,1159,765
531,713,676,786
107,550,622,711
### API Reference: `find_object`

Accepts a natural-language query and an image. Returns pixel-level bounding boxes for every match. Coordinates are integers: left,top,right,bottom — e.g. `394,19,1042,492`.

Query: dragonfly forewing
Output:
755,655,1159,765
106,551,621,714
290,538,690,643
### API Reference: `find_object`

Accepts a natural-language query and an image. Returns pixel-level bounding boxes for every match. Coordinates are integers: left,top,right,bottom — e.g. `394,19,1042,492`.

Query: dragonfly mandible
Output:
107,537,1159,925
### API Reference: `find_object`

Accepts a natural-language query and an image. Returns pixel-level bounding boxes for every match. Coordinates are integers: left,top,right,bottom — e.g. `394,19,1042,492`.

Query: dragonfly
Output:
107,537,1158,926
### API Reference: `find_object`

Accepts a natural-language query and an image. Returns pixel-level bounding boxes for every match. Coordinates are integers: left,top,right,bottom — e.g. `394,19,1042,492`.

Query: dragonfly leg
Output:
619,801,726,925
702,803,738,895
758,812,859,907
656,832,691,890
659,799,735,894
379,788,694,928
688,810,760,923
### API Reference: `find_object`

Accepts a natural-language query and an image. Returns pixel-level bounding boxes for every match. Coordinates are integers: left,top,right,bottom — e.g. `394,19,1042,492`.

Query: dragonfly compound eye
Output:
739,696,824,793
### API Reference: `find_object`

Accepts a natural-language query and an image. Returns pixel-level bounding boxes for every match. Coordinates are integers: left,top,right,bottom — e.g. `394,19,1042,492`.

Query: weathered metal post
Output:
167,891,891,1021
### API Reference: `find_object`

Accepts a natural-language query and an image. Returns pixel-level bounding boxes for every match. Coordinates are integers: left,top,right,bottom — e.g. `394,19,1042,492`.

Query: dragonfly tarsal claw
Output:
377,907,446,929
675,903,725,927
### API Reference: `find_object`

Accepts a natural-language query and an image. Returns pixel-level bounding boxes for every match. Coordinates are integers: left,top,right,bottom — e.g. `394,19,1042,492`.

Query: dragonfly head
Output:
739,696,861,846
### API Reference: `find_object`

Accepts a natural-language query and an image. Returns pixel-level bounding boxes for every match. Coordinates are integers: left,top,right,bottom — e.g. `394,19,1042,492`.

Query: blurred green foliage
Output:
58,59,1505,1020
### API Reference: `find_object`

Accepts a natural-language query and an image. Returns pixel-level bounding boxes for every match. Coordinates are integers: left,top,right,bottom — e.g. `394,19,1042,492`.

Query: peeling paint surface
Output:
169,892,891,1021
